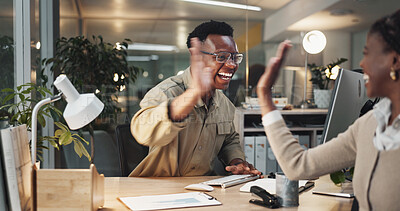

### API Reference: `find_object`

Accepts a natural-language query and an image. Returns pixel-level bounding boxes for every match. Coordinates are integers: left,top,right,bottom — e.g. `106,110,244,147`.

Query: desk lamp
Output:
31,74,104,164
302,30,326,108
31,74,105,210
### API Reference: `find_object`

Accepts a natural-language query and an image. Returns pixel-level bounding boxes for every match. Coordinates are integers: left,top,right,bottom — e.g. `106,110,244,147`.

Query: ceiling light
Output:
128,43,178,51
127,55,160,62
181,0,261,11
330,9,353,16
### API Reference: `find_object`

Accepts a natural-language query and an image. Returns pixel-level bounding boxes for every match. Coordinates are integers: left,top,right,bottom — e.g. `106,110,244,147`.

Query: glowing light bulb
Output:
325,65,340,80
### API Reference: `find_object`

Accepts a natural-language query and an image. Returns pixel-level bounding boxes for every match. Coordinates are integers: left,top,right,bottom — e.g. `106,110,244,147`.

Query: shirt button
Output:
199,146,202,150
394,121,400,129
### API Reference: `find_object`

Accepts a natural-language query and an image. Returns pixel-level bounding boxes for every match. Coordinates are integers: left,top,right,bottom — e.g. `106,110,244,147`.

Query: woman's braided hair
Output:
370,9,400,54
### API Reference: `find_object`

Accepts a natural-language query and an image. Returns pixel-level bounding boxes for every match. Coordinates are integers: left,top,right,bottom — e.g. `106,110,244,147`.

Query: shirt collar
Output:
372,98,400,151
373,98,392,125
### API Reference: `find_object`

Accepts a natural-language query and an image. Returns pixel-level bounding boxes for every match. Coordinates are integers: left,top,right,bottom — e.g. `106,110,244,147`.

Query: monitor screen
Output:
320,69,368,144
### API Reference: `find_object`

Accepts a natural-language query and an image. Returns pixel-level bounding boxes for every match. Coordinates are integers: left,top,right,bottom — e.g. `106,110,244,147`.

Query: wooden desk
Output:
101,175,352,210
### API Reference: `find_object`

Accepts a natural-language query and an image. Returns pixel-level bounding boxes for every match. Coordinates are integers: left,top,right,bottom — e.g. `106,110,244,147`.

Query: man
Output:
130,20,261,177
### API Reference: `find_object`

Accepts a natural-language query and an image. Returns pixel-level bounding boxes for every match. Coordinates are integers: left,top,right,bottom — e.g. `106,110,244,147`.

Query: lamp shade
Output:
302,30,326,54
54,75,104,130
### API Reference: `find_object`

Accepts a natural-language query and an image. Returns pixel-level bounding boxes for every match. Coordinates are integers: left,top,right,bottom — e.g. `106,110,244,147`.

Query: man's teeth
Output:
218,72,233,81
218,72,232,77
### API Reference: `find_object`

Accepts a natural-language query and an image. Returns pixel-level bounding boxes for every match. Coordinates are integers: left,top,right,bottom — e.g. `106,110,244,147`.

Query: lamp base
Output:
301,103,309,109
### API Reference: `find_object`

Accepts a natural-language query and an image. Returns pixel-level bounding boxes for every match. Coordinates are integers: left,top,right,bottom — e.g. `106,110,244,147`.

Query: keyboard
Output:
202,174,260,188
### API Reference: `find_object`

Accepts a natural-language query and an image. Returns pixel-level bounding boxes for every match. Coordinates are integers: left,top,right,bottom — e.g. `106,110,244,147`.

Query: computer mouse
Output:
184,183,214,192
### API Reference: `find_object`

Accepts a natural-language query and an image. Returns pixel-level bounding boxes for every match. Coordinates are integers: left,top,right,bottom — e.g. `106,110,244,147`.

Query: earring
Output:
390,67,398,81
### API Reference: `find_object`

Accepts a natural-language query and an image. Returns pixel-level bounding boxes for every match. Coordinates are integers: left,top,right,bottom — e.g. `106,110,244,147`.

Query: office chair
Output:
115,124,149,176
61,130,121,176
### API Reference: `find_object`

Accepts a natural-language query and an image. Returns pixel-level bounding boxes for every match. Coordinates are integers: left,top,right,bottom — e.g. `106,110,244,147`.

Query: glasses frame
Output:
200,51,243,64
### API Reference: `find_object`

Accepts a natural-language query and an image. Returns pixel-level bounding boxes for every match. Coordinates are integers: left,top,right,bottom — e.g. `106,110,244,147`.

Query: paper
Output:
118,192,221,211
240,178,308,194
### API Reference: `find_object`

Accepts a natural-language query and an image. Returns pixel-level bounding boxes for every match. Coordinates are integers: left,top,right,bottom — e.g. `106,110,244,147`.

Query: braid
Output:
370,10,400,54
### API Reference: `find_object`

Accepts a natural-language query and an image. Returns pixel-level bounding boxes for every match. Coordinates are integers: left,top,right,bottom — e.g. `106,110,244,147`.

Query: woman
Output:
257,9,400,210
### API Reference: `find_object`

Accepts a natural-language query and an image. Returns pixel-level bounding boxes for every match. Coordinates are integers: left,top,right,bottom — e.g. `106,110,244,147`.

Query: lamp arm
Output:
31,92,63,165
303,52,308,108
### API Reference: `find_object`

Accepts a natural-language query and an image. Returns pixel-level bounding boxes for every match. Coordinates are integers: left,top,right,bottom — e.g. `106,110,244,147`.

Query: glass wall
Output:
0,0,14,119
55,0,266,175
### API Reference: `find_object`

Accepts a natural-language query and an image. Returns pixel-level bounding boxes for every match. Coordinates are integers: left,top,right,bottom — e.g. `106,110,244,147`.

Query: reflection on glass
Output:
0,0,14,118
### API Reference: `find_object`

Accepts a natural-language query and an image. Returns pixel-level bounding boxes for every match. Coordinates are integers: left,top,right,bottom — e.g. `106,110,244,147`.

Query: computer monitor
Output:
320,69,368,144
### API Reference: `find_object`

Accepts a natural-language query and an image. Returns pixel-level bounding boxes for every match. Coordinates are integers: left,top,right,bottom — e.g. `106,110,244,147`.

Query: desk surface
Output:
236,108,328,115
101,175,352,210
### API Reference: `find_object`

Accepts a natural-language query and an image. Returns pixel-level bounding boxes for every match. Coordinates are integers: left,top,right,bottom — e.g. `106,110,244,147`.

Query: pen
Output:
299,181,315,193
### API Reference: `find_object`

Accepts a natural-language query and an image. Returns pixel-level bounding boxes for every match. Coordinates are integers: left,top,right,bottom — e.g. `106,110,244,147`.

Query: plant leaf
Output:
59,131,72,145
37,114,46,128
1,88,14,92
2,93,16,104
54,122,69,132
73,139,91,161
330,171,346,185
54,129,63,137
72,133,89,145
73,140,83,158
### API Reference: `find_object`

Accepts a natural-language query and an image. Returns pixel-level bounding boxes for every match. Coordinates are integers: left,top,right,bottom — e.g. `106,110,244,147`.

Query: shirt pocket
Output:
214,122,232,151
217,122,232,135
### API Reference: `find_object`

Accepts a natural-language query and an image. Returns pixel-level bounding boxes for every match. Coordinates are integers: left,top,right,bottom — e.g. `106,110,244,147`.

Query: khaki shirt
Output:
130,67,245,176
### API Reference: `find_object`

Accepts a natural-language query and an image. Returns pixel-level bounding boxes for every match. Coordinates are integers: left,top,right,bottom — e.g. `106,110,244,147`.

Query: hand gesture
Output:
257,40,292,97
189,38,214,97
225,159,262,176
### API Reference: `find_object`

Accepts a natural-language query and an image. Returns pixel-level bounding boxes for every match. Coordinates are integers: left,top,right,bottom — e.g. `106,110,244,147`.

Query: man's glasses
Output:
200,51,243,64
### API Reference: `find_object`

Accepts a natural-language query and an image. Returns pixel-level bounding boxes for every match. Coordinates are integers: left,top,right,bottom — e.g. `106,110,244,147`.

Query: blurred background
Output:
1,0,399,174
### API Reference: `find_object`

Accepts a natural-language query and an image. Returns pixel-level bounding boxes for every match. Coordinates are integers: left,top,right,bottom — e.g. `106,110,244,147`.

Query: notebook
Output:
312,181,354,198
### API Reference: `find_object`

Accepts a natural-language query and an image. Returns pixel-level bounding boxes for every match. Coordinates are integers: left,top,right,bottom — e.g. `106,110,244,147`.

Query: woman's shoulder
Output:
351,109,377,132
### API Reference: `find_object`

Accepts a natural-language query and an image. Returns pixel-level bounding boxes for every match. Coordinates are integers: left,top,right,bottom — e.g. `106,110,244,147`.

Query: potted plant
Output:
0,83,91,161
42,35,141,163
309,58,348,108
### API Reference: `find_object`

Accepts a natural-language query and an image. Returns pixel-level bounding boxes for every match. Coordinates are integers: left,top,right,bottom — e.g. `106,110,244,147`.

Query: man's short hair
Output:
186,20,234,49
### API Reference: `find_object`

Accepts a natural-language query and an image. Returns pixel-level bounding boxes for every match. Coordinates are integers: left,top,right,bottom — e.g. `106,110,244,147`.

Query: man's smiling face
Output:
201,34,240,90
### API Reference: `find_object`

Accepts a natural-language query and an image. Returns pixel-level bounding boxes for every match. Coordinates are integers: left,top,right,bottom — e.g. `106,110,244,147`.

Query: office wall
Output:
323,31,351,70
351,30,368,70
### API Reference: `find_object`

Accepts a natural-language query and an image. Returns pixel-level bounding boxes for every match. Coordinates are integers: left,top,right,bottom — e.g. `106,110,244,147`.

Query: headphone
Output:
359,98,380,117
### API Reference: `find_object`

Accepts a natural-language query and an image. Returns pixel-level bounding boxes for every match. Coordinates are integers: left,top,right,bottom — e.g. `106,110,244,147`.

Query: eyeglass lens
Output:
216,52,243,64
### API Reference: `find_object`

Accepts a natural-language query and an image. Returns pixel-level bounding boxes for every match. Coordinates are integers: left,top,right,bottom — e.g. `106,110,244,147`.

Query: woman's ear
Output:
393,53,400,70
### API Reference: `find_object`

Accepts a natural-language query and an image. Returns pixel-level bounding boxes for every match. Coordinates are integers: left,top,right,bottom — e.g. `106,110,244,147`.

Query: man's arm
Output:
169,38,214,121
